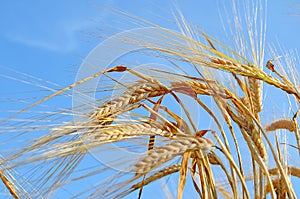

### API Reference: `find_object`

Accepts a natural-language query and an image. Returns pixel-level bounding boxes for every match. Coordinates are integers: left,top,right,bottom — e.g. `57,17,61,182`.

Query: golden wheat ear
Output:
265,119,296,132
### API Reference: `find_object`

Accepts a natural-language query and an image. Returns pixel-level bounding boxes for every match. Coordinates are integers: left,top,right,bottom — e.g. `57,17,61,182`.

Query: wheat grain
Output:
248,77,262,114
250,128,267,160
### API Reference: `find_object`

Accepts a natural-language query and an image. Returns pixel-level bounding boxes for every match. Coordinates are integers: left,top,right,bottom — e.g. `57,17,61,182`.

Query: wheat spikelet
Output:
207,152,222,165
250,128,267,160
171,80,229,99
170,81,199,98
248,77,262,114
211,58,238,67
209,56,259,76
241,97,250,110
134,136,214,174
188,80,229,98
265,119,296,132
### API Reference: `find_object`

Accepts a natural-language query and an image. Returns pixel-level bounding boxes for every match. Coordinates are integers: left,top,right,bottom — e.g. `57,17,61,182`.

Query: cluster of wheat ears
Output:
1,1,300,199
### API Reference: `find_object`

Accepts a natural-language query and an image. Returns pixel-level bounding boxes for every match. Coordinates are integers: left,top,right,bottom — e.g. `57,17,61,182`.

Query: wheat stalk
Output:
0,169,19,199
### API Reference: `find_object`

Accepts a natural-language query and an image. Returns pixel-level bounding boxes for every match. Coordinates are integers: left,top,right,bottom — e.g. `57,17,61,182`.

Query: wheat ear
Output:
265,119,296,132
96,82,169,121
134,136,214,174
132,164,181,189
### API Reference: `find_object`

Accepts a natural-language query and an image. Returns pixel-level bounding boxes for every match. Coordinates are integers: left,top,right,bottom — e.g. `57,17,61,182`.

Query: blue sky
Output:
0,0,299,70
0,0,299,84
1,0,300,198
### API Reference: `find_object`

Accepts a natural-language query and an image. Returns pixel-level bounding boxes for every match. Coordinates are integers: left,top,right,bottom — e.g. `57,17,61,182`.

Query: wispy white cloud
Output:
1,1,114,54
6,20,95,53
